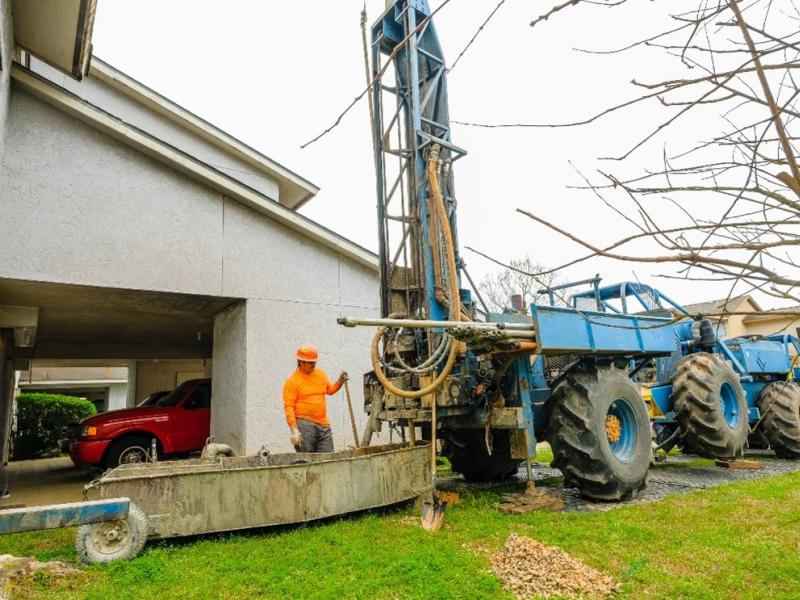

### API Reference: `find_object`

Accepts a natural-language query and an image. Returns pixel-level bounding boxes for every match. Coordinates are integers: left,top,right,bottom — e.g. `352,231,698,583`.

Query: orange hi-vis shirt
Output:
283,368,342,428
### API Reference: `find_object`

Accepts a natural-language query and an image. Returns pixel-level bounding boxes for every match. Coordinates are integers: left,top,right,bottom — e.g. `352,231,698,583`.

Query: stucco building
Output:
0,0,380,462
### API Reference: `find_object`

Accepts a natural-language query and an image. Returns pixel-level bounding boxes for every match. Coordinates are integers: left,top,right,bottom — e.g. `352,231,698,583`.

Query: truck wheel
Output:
758,381,800,459
547,363,650,501
104,435,153,468
547,364,651,501
670,353,747,459
75,502,148,563
443,430,522,482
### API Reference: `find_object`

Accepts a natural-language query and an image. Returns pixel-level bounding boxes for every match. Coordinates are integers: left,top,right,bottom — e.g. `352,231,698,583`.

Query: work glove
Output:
289,427,303,448
338,371,349,385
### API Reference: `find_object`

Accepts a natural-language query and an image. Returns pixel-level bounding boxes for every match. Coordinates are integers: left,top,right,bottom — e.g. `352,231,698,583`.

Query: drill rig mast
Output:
341,0,684,499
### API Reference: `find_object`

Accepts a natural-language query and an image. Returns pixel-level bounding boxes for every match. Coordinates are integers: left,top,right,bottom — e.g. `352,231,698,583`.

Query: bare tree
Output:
464,0,800,307
478,256,560,312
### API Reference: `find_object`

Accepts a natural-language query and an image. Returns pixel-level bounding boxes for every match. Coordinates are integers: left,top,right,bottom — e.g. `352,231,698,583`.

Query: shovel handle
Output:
343,379,360,448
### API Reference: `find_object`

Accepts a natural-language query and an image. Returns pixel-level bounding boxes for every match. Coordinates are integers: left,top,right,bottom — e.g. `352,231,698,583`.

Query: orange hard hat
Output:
295,345,319,362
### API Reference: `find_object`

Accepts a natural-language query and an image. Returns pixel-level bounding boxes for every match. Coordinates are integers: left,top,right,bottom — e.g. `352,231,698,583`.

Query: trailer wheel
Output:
75,502,148,563
758,381,800,459
547,363,650,501
670,353,747,459
443,429,521,482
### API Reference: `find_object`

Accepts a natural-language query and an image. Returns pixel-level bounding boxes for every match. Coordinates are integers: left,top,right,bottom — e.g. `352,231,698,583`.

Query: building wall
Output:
0,0,12,161
107,382,128,411
22,366,128,383
29,58,282,203
134,359,212,404
1,83,380,452
0,89,227,296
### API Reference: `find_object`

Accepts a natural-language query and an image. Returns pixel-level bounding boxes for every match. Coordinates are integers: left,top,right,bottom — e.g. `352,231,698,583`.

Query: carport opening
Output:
0,278,240,508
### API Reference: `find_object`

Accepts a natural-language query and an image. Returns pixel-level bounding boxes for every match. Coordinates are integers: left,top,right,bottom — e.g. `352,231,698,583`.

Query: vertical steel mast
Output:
371,0,467,323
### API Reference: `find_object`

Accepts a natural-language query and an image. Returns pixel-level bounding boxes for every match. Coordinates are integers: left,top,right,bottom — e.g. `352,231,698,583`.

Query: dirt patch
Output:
0,555,80,600
489,534,620,599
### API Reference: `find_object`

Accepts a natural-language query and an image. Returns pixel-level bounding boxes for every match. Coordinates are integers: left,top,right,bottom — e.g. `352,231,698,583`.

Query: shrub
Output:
12,393,96,460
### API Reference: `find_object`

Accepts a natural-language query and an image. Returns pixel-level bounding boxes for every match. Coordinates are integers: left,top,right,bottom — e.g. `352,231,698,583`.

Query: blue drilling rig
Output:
339,0,800,501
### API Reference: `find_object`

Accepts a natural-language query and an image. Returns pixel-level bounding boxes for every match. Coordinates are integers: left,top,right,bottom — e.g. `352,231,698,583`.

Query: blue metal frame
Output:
0,498,130,535
372,0,466,321
514,357,537,459
530,303,679,356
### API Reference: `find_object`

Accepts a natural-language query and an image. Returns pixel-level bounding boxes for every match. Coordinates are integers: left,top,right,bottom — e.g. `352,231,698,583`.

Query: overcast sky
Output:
90,0,788,310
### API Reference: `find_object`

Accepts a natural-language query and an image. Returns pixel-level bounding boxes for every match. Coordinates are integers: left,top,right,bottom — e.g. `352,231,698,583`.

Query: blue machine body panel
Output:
0,498,130,535
530,304,679,355
649,384,672,416
725,338,791,374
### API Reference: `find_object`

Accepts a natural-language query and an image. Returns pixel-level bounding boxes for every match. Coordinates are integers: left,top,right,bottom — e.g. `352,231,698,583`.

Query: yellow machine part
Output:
640,386,663,419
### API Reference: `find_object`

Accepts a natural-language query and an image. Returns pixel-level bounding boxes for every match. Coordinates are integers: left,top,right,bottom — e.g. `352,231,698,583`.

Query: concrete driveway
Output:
0,457,96,509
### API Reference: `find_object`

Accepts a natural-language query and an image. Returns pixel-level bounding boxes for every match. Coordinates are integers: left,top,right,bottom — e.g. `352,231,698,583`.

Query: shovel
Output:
421,396,446,531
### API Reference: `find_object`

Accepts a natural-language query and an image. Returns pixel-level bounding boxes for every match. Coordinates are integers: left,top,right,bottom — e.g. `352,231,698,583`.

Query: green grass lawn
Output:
4,468,800,599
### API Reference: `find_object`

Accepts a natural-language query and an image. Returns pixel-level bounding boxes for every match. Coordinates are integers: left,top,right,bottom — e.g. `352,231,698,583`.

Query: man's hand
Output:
337,371,349,385
289,427,303,448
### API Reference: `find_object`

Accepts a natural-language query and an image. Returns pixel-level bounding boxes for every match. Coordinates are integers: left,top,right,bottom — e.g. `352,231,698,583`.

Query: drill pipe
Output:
337,316,534,332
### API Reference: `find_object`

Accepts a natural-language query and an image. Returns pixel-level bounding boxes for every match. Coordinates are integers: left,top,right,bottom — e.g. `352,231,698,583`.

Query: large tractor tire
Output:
547,363,651,501
670,353,747,459
758,381,800,459
443,429,522,482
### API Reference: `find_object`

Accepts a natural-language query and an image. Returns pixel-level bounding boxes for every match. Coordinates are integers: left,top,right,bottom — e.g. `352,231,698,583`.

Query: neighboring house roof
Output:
681,295,761,317
743,305,800,323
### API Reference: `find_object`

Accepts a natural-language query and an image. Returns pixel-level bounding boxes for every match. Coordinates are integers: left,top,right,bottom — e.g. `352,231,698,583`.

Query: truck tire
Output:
104,435,153,468
75,502,148,563
547,363,651,501
758,381,800,459
443,429,522,482
670,353,747,459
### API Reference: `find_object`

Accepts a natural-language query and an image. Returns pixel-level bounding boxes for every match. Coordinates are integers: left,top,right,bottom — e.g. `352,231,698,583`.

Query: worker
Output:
283,345,348,453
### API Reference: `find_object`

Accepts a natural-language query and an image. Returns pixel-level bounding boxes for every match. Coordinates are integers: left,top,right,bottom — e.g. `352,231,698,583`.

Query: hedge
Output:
12,393,97,460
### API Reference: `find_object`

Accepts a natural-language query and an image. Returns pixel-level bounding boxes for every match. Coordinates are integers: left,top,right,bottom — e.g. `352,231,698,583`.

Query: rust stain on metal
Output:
94,443,431,540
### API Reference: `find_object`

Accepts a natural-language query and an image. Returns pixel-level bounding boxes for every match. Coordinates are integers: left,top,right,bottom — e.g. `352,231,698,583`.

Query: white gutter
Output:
11,65,378,272
89,58,319,210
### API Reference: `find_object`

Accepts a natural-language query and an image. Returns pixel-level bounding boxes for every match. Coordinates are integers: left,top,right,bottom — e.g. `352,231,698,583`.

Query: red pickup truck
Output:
69,378,211,468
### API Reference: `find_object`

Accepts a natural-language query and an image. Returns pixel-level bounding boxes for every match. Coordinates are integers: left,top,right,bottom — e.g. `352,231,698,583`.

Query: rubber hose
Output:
370,145,463,399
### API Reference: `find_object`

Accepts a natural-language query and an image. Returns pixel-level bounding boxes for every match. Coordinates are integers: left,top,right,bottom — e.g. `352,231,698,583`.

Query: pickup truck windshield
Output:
155,380,197,407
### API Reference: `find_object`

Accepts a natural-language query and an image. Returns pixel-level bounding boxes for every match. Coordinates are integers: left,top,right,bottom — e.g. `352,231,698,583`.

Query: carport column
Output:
0,331,14,465
126,361,137,408
211,302,248,454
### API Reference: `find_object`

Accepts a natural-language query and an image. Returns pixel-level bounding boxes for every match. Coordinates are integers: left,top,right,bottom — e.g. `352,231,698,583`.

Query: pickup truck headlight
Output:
80,425,98,437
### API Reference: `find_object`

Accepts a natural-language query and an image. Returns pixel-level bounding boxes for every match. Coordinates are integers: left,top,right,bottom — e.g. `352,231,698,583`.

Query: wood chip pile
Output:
489,534,620,599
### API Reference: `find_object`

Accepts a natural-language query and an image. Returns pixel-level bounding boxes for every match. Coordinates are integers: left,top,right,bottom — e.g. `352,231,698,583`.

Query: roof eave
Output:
88,57,320,210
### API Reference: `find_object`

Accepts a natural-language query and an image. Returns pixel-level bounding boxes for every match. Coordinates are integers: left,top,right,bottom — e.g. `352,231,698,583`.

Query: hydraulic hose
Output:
370,144,463,399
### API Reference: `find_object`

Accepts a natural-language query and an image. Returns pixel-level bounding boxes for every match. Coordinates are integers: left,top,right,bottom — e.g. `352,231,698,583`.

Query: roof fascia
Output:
88,57,319,210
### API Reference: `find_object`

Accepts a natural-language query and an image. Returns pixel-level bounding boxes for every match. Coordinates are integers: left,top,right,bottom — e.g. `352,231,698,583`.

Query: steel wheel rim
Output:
119,445,148,465
607,398,638,462
720,382,741,428
90,520,131,555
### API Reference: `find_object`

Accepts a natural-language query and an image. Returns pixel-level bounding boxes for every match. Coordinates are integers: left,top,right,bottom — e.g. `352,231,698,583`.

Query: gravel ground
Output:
439,450,800,512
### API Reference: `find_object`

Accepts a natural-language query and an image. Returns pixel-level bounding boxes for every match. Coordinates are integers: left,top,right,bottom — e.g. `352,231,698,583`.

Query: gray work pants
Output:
296,419,333,453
